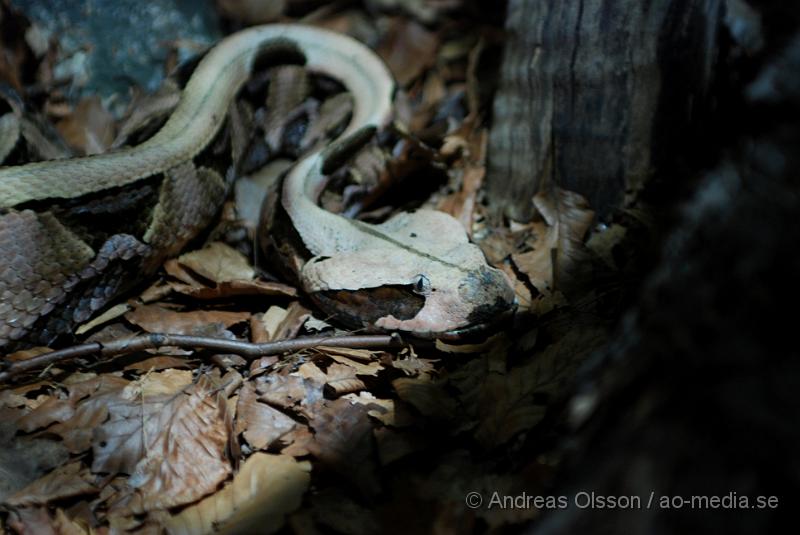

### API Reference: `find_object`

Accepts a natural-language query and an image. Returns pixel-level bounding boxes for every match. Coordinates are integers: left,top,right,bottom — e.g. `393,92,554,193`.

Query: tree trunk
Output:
527,2,800,533
487,0,721,220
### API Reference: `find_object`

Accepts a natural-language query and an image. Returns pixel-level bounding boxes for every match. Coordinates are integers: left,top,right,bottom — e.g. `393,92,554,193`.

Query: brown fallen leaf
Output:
327,353,383,377
217,0,287,24
6,462,98,507
0,4,34,92
94,375,232,514
163,453,310,535
172,278,297,301
389,351,438,377
308,398,380,495
5,506,57,535
324,362,367,396
393,377,459,420
512,187,595,295
316,345,379,363
438,122,490,231
125,304,250,335
376,17,439,86
237,381,297,450
305,489,380,535
123,355,194,372
279,425,315,457
55,96,115,155
471,328,607,449
374,426,430,465
257,370,323,412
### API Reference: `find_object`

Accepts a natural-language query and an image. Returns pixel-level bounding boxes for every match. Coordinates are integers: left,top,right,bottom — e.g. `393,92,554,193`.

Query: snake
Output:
0,24,516,353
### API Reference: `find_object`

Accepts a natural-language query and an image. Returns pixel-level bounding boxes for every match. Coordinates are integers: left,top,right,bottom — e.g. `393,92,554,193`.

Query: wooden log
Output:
487,0,722,220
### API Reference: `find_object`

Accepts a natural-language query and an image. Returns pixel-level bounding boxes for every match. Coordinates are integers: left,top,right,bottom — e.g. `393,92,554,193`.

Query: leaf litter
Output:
0,2,635,533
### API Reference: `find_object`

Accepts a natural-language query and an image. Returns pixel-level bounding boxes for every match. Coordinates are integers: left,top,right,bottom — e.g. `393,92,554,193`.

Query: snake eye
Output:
412,274,430,294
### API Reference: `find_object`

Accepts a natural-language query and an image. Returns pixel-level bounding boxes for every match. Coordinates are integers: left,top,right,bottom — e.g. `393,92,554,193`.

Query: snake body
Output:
0,24,514,352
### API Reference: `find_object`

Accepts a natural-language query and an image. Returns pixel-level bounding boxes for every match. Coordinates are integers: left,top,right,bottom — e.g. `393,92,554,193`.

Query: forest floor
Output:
0,2,643,533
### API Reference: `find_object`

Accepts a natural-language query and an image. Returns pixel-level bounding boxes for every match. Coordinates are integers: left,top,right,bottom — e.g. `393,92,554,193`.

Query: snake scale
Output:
0,24,515,353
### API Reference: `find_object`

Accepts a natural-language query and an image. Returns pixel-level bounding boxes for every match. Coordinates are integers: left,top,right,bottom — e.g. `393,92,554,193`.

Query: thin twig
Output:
0,333,405,383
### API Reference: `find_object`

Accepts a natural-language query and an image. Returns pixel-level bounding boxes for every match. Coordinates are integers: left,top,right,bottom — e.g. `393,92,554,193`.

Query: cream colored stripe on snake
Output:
0,24,394,211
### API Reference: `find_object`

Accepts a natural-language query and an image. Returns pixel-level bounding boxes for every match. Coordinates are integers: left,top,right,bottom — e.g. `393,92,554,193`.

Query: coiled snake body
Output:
0,24,515,352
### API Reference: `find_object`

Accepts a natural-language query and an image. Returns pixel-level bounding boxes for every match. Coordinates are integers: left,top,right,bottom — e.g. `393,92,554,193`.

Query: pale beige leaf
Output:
296,362,327,385
177,242,255,284
258,306,289,342
125,369,193,397
164,453,310,535
251,302,309,343
75,303,130,335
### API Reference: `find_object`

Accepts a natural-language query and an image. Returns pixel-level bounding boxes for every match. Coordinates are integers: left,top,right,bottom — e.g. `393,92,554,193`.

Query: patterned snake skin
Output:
0,24,391,352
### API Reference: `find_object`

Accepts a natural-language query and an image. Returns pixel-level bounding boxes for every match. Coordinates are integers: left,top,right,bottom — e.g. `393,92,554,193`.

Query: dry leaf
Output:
308,398,380,495
317,346,377,363
125,304,250,335
178,242,255,283
217,0,287,24
75,303,130,335
377,17,439,86
279,425,315,457
6,462,98,507
237,382,297,450
511,187,595,294
324,362,366,395
164,453,309,535
174,278,297,300
257,371,324,411
325,353,383,377
472,328,607,448
586,222,627,269
124,355,193,372
251,302,309,343
374,426,429,465
393,377,458,420
55,96,114,155
94,375,231,513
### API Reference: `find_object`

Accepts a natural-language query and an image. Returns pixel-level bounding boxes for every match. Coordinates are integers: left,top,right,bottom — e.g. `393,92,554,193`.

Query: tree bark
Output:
488,0,722,220
528,3,800,533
